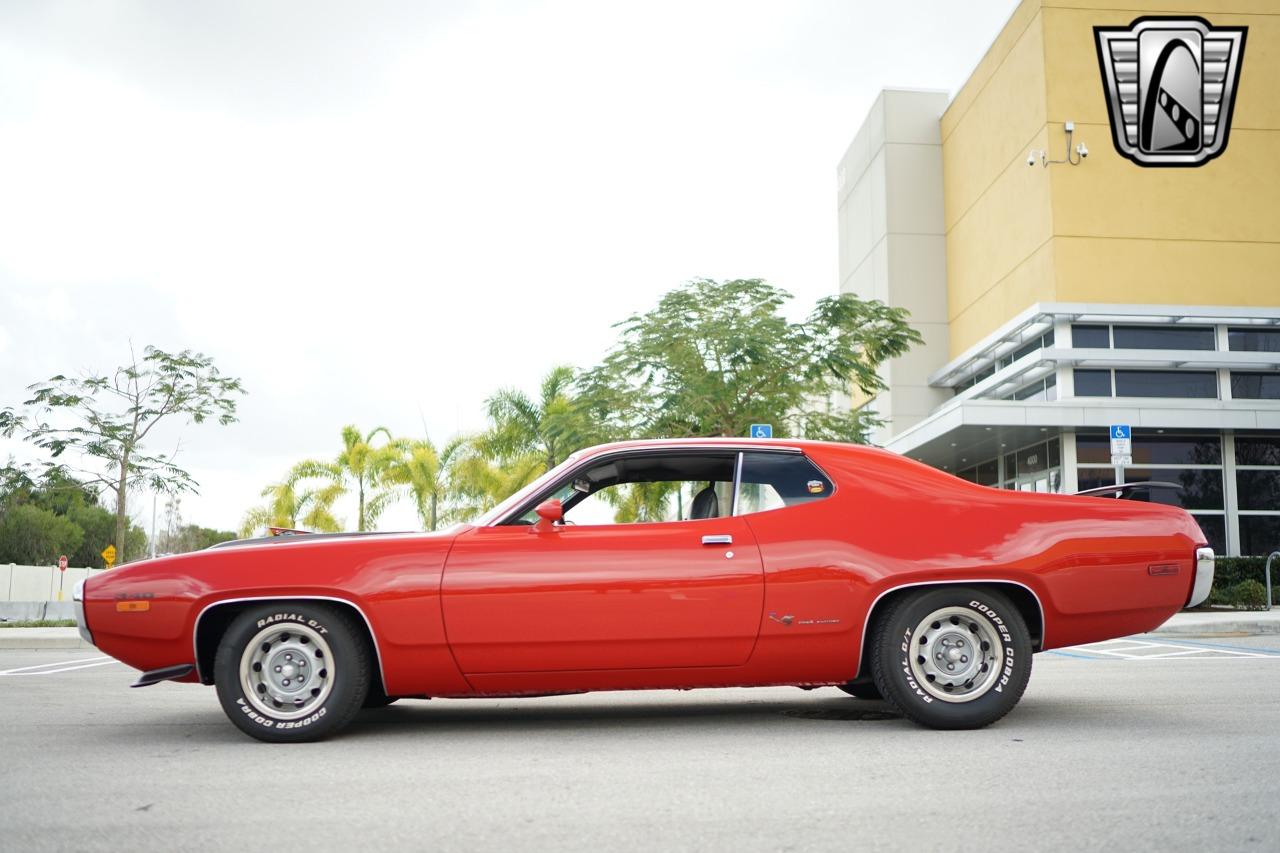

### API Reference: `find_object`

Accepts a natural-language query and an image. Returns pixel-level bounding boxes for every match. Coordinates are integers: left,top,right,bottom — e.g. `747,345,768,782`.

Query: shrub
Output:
1206,557,1277,609
1216,580,1270,610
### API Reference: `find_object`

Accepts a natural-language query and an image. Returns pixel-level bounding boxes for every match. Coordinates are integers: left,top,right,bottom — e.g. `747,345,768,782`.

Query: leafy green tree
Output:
158,524,237,554
294,426,400,532
240,475,344,538
0,466,145,567
0,459,36,503
479,366,599,470
601,481,680,524
0,346,245,563
0,504,84,565
578,278,921,442
446,445,545,521
384,436,466,531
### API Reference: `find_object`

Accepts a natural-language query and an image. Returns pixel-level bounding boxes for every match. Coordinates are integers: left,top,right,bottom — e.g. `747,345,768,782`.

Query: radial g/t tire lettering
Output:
870,586,1032,730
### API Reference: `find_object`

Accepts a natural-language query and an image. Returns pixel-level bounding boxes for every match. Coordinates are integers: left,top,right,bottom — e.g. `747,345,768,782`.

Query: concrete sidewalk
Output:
0,628,93,650
1,609,1277,650
1152,609,1280,636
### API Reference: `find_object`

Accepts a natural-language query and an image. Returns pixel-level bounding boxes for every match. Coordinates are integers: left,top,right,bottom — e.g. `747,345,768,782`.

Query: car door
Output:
441,504,765,674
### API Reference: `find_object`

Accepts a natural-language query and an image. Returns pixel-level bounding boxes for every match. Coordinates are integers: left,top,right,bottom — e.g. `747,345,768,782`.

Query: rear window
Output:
737,452,833,514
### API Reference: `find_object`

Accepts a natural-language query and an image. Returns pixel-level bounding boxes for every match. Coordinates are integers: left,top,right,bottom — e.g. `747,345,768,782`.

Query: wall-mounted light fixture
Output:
1028,121,1089,167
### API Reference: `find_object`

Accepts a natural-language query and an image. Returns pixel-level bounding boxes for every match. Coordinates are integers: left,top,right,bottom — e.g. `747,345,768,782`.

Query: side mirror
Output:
532,499,563,533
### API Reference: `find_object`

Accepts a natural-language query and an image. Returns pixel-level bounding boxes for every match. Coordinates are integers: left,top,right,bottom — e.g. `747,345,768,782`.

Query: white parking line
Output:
1069,639,1272,660
0,656,116,676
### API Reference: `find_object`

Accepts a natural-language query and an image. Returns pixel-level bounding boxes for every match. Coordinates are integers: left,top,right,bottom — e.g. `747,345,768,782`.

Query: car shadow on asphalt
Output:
339,693,906,740
119,689,1198,744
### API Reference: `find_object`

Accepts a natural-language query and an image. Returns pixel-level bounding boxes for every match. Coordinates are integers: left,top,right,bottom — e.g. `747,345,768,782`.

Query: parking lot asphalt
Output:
2,635,1279,853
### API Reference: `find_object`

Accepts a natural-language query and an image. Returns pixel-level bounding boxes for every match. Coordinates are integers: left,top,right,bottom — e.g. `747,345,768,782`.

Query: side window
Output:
737,452,833,514
509,452,738,525
568,480,734,525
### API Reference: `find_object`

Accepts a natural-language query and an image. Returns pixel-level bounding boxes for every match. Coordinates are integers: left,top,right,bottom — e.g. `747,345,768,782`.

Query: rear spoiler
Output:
1074,481,1182,499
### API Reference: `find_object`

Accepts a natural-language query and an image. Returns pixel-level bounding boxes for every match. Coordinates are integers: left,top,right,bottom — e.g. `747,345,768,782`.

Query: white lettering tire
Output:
870,586,1032,730
213,602,371,743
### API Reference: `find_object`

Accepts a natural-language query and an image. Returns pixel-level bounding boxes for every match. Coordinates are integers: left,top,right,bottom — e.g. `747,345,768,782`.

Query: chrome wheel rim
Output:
908,606,1002,703
240,623,335,719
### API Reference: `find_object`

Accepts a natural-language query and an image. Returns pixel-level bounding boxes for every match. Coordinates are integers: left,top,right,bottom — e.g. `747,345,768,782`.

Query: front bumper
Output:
1187,547,1215,608
72,579,94,645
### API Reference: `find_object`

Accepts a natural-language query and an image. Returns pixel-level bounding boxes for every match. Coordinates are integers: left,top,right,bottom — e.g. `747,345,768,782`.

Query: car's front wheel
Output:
213,602,371,742
869,586,1032,729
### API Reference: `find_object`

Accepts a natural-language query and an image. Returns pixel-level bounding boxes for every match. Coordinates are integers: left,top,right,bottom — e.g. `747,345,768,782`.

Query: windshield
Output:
470,452,584,526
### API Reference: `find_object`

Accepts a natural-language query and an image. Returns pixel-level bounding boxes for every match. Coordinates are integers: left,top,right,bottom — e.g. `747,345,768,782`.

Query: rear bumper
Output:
1187,547,1215,608
72,579,93,645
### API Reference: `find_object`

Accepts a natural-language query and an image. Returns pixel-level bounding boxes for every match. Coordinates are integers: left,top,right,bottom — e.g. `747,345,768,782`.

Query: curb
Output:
1150,609,1280,637
0,628,93,650
1151,619,1280,636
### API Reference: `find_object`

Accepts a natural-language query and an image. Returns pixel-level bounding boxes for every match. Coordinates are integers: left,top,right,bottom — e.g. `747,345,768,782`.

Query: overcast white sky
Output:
0,0,1018,536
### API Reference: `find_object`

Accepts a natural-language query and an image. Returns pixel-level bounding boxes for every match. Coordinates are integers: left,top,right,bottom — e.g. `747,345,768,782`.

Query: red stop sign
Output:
58,555,68,572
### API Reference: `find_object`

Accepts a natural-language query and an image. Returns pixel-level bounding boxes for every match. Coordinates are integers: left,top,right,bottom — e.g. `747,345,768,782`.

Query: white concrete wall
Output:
2,564,108,602
837,89,952,443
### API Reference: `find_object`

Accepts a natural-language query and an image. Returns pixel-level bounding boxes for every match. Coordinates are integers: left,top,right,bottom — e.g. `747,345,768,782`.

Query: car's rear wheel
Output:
213,602,371,742
870,586,1031,729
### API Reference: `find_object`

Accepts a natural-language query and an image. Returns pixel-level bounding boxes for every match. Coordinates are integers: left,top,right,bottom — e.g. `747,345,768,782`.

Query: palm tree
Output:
239,476,343,538
383,436,466,531
294,425,401,532
480,366,595,472
602,481,680,524
446,444,545,521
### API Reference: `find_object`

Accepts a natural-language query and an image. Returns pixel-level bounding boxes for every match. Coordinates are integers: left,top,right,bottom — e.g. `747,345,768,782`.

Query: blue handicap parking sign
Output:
1111,424,1131,440
750,424,773,439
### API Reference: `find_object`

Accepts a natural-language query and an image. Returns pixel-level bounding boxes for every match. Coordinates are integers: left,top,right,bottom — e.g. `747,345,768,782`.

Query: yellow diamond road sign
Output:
101,544,117,567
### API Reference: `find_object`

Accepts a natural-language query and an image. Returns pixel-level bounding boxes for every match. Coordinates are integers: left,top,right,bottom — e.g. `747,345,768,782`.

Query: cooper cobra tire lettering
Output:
870,585,1033,730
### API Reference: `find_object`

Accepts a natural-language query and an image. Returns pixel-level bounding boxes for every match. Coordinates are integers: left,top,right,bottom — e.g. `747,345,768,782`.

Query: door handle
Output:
701,534,733,545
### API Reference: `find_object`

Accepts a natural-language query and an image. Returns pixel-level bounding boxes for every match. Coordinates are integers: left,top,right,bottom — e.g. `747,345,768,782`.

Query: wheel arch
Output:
192,596,386,696
854,580,1046,679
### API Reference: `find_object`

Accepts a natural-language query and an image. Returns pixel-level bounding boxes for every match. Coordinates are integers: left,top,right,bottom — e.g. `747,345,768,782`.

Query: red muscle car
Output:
75,438,1213,741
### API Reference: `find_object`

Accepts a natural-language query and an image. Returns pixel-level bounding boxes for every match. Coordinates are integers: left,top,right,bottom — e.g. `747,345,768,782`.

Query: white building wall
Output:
837,90,951,443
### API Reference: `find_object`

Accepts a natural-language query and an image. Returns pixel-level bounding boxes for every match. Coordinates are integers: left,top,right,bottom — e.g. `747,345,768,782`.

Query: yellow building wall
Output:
943,0,1280,357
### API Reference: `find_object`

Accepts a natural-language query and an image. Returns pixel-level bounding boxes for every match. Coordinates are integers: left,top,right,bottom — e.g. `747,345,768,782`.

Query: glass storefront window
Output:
1236,470,1280,511
1230,372,1280,400
1112,325,1215,350
1114,370,1217,398
1228,328,1280,353
1236,436,1280,466
1074,369,1111,397
1072,325,1110,348
1193,515,1227,555
1074,467,1222,509
1076,467,1116,492
1123,469,1223,510
1077,432,1220,466
976,460,999,487
1239,516,1280,557
1018,444,1048,474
